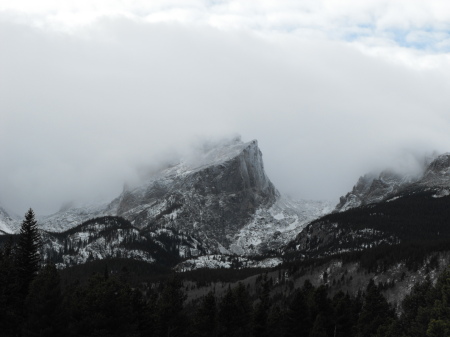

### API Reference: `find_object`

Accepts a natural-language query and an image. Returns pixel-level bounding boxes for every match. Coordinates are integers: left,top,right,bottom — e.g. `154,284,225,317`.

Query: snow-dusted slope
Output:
283,152,450,260
38,203,108,232
229,196,332,255
335,153,450,212
106,138,278,251
174,255,282,272
0,207,19,234
32,137,331,258
419,153,450,188
40,216,211,269
335,170,419,212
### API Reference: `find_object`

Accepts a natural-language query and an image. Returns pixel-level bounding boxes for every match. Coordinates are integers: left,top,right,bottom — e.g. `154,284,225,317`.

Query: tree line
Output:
3,209,450,336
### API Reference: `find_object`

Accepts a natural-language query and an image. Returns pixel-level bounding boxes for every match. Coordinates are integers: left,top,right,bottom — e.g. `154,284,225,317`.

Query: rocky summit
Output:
107,139,279,252
1,138,331,263
286,152,450,260
334,152,450,212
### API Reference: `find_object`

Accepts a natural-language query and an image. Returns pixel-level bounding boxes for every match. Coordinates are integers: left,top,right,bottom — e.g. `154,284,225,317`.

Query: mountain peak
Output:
180,138,259,173
336,151,450,212
424,153,450,175
103,137,278,251
420,153,450,187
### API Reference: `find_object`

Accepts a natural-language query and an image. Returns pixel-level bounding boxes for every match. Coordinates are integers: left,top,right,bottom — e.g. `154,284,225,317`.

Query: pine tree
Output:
266,306,284,337
285,289,312,337
155,276,187,337
17,208,42,296
310,313,328,337
252,275,271,337
192,291,217,337
332,291,356,337
356,279,394,337
218,283,252,337
22,264,67,337
218,286,236,336
0,238,22,336
66,273,140,336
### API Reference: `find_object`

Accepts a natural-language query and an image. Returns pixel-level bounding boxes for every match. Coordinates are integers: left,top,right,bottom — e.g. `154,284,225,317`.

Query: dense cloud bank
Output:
1,3,450,215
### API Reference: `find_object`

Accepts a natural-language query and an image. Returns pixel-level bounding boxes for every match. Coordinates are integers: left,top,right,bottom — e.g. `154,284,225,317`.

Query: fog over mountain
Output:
2,1,450,215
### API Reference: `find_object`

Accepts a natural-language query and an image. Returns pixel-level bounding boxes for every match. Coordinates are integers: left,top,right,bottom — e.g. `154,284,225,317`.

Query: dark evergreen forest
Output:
3,209,450,336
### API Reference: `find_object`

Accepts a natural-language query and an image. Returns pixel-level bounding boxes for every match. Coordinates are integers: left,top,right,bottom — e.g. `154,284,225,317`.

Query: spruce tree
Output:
252,276,271,337
192,291,217,337
155,276,187,337
17,208,42,296
285,289,311,337
0,238,22,335
218,286,236,336
356,279,394,337
22,264,67,337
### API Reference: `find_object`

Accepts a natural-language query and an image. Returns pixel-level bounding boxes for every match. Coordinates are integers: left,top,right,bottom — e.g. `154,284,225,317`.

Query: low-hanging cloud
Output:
1,13,450,216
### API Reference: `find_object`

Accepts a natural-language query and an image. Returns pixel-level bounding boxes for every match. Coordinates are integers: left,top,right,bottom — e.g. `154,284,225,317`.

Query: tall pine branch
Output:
17,208,42,296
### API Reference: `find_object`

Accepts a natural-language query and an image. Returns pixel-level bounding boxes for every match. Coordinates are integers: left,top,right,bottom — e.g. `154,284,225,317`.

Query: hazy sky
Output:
2,0,450,215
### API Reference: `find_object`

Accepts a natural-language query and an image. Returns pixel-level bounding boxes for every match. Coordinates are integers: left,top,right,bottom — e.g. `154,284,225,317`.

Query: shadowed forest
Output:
2,210,450,337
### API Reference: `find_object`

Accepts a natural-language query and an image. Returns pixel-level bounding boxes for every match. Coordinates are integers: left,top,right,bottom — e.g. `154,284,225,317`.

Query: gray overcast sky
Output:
2,1,450,215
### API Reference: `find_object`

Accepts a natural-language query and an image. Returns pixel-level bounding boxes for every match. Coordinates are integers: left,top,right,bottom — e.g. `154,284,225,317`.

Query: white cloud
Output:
1,2,450,214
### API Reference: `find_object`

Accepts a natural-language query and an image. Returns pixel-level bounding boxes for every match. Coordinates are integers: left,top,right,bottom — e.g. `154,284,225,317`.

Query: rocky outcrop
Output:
29,138,331,257
0,206,18,234
334,170,414,212
419,153,450,188
335,153,450,212
108,139,278,251
335,174,376,212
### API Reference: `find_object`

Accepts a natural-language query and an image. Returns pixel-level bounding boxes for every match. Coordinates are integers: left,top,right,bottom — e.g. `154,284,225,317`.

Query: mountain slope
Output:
39,216,212,268
107,139,278,252
335,153,447,212
287,153,450,259
0,206,18,234
31,138,331,256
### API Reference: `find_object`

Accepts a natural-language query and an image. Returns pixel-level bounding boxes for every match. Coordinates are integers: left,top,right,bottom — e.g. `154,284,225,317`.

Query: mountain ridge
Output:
1,138,332,262
335,152,449,212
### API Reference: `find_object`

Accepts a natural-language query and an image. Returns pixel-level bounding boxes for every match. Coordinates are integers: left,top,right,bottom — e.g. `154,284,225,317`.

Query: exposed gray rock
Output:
109,139,278,251
0,206,18,234
335,152,450,212
30,138,330,256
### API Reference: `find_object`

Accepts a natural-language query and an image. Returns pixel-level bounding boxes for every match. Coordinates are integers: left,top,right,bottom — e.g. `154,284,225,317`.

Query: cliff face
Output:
32,138,330,257
419,153,450,188
334,154,450,212
0,206,17,234
287,152,450,261
109,139,278,251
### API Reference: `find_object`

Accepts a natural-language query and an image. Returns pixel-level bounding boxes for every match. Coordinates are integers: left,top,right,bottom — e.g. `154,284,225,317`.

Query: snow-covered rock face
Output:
335,153,450,212
335,170,419,212
40,216,212,269
31,138,330,257
0,207,19,234
38,203,108,233
174,255,282,272
229,196,332,255
109,139,278,251
420,153,450,187
335,174,376,212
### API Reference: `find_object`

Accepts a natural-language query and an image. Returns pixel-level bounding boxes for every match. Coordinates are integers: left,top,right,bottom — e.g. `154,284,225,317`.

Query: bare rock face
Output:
334,154,449,212
288,151,450,260
334,170,415,212
420,153,450,187
33,138,331,257
335,174,376,212
336,170,417,212
108,139,278,251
